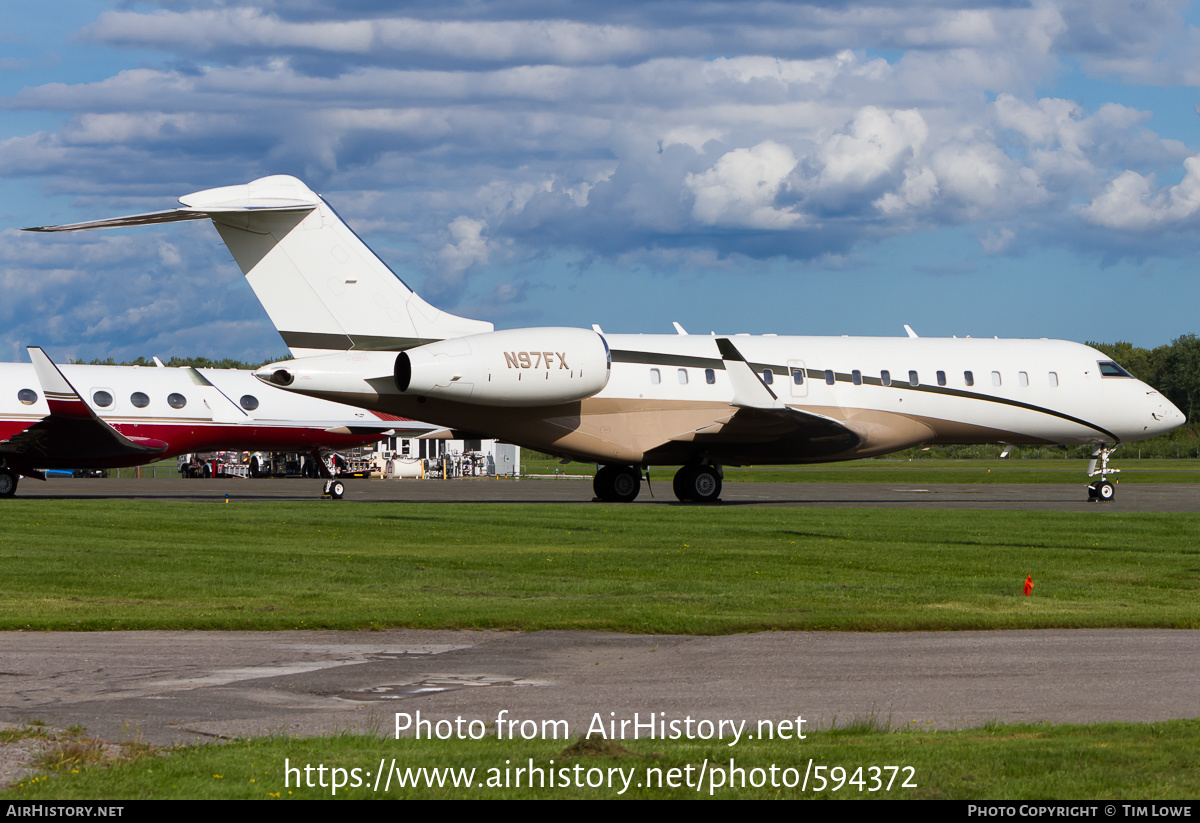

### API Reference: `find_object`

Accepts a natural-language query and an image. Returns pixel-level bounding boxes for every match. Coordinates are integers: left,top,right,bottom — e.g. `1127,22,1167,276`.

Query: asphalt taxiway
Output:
0,629,1196,746
15,475,1200,511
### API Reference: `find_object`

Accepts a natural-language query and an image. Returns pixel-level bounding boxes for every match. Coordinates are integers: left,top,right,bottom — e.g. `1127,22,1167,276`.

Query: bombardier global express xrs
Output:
28,175,1185,503
0,346,427,497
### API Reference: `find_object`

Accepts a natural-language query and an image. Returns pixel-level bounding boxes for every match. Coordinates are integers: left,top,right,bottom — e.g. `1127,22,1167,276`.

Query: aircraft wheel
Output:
675,465,721,503
249,456,260,478
1096,480,1115,502
594,465,640,502
593,466,614,499
330,480,345,500
673,466,696,502
0,469,18,498
690,465,722,503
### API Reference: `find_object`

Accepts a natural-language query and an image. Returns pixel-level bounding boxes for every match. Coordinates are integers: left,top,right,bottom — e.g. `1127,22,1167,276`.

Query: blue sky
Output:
3,1,1200,364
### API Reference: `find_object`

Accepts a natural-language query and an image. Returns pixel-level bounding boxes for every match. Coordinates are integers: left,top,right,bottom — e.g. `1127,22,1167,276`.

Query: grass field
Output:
0,501,1196,632
1,494,1196,800
3,719,1197,799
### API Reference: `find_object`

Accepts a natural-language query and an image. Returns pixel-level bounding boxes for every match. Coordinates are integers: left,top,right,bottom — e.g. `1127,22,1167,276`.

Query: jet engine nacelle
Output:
395,327,610,406
255,350,401,398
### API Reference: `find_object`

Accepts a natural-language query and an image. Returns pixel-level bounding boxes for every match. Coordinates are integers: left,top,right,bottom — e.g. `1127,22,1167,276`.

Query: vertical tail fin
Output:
25,175,493,357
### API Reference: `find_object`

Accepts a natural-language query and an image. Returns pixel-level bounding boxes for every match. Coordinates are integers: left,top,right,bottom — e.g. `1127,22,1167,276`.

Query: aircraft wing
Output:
0,348,169,469
658,338,861,456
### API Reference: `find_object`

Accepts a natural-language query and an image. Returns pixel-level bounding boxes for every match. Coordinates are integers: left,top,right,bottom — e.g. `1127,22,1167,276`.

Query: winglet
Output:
24,347,168,456
28,347,93,420
715,338,785,410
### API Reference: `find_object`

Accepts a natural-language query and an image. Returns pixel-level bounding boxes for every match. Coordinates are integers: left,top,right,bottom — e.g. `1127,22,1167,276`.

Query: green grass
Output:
4,720,1197,799
0,501,1197,632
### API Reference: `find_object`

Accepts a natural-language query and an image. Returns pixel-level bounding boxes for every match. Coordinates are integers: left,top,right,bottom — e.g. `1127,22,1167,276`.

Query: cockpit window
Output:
1098,361,1133,378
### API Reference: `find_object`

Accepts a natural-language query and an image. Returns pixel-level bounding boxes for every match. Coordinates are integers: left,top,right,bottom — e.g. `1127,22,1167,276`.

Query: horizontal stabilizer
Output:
24,205,315,233
323,425,396,436
22,175,492,356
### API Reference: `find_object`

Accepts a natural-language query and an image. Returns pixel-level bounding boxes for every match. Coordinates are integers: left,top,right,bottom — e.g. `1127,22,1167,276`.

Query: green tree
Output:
1159,334,1200,423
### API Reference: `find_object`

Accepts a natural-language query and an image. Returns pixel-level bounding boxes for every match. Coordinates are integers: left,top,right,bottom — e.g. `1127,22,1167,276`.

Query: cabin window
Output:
908,370,919,387
650,368,660,385
17,389,37,405
791,368,804,385
705,368,716,385
240,395,260,411
881,370,891,387
130,392,150,408
1098,361,1133,378
991,371,1002,387
762,369,773,385
852,370,862,385
964,370,974,387
825,369,835,385
936,370,946,387
92,390,113,408
1048,372,1059,387
167,392,187,409
677,369,688,385
1019,371,1029,387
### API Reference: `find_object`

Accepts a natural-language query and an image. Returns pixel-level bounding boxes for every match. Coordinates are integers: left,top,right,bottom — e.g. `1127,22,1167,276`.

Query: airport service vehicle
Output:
28,176,1185,503
0,347,431,497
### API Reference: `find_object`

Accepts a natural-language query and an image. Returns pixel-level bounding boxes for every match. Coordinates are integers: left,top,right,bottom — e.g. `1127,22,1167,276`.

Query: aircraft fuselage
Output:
263,332,1182,467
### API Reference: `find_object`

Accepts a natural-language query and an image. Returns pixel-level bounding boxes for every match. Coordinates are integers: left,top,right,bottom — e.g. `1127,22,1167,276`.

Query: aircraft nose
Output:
1149,393,1186,434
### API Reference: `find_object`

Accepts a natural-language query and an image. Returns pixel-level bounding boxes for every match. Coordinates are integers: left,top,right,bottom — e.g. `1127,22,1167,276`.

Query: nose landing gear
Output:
1086,446,1119,502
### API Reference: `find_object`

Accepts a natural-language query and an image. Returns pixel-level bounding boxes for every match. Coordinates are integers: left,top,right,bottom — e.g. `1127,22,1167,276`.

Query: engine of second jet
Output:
394,327,610,406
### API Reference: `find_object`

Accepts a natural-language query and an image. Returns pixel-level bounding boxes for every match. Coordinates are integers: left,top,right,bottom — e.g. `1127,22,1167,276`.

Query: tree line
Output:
81,355,289,370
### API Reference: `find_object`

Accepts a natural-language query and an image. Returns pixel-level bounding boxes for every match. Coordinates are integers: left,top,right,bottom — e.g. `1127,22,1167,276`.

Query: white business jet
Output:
27,176,1185,503
0,347,427,497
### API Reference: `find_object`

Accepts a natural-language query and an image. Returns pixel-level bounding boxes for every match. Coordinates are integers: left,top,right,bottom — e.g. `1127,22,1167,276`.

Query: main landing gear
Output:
0,468,18,498
593,465,641,503
1086,446,1118,503
592,463,725,504
672,464,723,504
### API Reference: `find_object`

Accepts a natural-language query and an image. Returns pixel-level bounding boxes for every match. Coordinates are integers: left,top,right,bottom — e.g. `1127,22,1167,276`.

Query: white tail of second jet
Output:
26,175,492,357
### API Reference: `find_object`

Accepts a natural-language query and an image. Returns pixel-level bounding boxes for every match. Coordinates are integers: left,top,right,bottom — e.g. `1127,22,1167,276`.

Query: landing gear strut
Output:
673,464,723,503
593,465,641,502
1087,446,1119,503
